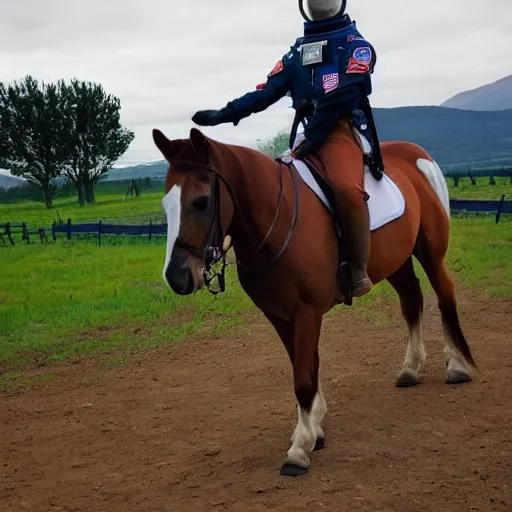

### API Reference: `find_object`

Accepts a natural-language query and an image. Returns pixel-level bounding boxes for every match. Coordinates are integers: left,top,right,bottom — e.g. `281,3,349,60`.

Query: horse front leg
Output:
265,310,327,475
280,304,324,476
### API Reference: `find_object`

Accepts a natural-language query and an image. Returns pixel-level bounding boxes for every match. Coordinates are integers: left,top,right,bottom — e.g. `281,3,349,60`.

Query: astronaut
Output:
192,0,383,298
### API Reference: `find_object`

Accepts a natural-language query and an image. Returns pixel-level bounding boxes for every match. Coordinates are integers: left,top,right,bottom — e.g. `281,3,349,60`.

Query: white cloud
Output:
0,0,510,166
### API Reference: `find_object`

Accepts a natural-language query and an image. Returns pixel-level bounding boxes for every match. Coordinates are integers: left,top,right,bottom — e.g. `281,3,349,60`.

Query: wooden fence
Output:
51,219,166,246
444,167,512,187
0,222,48,245
450,195,512,223
2,196,512,246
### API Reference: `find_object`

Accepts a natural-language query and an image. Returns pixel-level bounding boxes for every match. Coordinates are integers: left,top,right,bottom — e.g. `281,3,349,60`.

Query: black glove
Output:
192,106,239,127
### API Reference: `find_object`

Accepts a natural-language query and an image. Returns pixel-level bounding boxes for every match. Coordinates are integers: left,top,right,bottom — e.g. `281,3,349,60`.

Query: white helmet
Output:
302,0,346,21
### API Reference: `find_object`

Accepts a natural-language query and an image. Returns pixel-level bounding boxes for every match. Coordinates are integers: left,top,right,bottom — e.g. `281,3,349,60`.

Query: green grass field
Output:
1,177,512,391
1,176,511,229
0,188,165,227
448,176,512,200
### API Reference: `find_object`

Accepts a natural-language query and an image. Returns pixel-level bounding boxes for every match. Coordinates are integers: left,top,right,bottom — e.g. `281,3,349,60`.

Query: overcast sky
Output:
0,0,510,167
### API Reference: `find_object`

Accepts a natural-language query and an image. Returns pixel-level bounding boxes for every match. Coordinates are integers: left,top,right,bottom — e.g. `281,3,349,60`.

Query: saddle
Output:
276,154,356,305
275,116,386,305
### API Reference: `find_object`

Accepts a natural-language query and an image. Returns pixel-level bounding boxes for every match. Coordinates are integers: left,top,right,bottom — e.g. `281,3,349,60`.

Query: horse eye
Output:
192,196,209,213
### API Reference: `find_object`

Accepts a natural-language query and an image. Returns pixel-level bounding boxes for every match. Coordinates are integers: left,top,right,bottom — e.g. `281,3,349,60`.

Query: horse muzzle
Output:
164,252,196,295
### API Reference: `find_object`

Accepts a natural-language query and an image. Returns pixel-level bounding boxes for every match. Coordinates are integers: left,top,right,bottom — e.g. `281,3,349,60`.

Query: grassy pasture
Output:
448,176,512,200
0,187,165,227
0,176,511,229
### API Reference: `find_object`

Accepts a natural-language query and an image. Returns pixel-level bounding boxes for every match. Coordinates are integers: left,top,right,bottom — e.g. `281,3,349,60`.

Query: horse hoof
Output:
314,436,325,451
446,371,472,385
280,463,308,477
395,373,420,387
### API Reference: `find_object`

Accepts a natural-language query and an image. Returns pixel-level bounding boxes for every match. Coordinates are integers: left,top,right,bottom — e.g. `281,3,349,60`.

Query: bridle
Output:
168,158,300,295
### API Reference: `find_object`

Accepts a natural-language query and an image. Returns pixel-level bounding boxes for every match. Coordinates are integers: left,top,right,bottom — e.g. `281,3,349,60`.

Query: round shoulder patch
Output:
353,46,372,62
346,46,373,74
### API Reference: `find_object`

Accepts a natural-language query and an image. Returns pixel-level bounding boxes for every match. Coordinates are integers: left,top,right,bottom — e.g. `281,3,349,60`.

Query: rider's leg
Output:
313,120,372,297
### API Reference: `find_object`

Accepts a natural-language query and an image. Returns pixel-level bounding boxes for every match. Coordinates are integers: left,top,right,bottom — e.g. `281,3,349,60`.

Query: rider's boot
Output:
338,203,373,297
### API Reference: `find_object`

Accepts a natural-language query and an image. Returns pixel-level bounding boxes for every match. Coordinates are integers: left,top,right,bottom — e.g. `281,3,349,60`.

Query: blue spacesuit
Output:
193,13,381,169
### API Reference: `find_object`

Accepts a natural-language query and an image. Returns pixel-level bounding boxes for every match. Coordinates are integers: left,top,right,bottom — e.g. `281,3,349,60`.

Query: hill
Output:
2,103,511,187
103,161,169,181
107,106,512,179
373,106,512,169
0,173,28,189
440,75,512,111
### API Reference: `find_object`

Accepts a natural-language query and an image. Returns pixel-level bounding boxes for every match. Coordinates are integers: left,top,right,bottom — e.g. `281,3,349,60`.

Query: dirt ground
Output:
2,290,512,512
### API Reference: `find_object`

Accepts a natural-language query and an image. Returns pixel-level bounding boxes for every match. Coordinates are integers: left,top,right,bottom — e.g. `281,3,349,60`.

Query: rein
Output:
169,158,300,294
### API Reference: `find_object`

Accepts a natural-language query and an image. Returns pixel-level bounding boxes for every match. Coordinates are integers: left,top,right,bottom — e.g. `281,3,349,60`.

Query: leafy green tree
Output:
257,131,290,158
59,79,135,205
0,75,68,208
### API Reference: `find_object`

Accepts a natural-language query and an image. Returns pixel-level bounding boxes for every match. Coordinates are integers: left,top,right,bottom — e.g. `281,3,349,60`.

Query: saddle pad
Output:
292,159,405,231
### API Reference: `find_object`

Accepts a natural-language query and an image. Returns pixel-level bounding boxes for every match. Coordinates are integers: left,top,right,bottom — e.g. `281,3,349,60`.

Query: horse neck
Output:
212,143,287,256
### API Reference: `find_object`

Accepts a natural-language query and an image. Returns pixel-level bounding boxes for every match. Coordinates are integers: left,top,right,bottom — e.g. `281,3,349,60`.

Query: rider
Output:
192,0,383,298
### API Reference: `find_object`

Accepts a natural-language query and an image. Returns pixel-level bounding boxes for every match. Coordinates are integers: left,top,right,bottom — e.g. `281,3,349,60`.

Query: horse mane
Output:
189,128,280,179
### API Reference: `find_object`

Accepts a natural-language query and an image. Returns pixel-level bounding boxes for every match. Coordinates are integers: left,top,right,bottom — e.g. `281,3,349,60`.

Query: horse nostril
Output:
164,254,195,295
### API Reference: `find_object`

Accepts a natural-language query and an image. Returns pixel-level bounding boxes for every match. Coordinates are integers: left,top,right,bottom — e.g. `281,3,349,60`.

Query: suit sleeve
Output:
304,42,375,151
226,59,292,122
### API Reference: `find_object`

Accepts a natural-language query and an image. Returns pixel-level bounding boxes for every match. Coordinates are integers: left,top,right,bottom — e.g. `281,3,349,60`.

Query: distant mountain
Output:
440,75,512,111
0,173,28,189
3,96,512,188
373,106,512,169
103,161,169,181
106,106,512,178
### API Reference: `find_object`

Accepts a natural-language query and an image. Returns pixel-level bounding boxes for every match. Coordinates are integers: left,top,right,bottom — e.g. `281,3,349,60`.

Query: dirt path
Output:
2,290,512,512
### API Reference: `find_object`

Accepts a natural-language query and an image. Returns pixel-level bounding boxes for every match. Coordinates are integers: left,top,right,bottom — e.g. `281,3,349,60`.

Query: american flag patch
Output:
322,73,339,93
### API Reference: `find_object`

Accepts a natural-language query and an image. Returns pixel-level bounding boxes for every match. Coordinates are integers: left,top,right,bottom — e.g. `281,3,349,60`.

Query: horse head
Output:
153,127,235,295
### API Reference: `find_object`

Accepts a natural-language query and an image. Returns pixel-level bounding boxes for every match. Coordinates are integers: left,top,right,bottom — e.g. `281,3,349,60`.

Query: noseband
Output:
168,158,300,295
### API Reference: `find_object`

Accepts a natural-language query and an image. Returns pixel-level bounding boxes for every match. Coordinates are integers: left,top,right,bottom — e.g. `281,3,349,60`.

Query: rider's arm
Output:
226,58,292,124
192,56,292,127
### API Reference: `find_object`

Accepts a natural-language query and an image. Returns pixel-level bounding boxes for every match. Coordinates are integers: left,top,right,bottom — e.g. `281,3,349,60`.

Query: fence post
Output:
22,222,30,244
38,228,47,244
6,223,14,245
66,218,72,240
495,194,506,224
98,220,102,246
52,221,57,242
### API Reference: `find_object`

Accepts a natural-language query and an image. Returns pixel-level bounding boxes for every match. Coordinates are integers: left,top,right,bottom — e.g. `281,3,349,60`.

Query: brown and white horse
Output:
153,127,475,476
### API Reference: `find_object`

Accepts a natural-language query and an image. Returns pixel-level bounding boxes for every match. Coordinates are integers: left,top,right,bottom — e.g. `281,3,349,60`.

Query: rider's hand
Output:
192,106,239,127
192,110,223,126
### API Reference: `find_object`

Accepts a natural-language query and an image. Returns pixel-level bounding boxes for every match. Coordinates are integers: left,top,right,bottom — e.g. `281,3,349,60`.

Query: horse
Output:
152,125,476,477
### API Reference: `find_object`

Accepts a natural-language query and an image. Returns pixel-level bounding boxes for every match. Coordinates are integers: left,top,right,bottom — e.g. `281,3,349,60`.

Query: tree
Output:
257,131,290,159
59,80,134,205
0,75,68,208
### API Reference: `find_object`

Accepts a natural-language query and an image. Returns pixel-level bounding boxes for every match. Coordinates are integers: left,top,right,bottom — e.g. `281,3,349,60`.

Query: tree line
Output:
0,75,134,208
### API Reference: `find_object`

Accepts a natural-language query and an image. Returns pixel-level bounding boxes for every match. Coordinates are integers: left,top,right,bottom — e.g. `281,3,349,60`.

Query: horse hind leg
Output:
428,261,475,383
414,236,476,384
387,257,426,387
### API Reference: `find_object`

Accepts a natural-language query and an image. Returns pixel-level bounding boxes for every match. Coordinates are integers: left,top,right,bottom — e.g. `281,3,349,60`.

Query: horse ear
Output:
190,127,209,163
152,129,184,162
